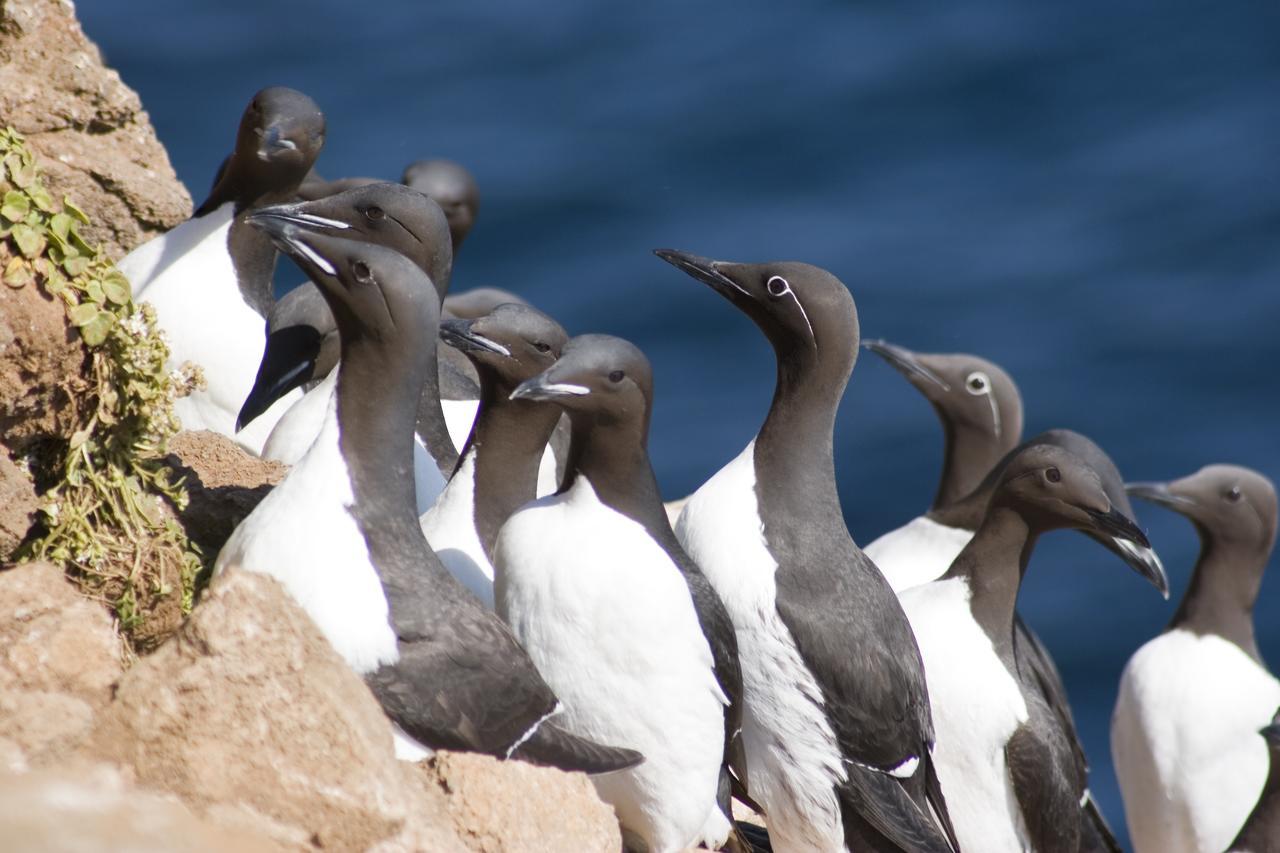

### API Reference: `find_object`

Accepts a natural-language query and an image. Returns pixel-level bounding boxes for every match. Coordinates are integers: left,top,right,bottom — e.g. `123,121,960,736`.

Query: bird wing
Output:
365,610,560,757
1005,714,1082,853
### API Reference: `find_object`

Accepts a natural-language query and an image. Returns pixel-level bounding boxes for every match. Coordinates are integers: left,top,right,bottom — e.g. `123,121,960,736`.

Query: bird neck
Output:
753,354,846,523
944,504,1037,660
933,417,1010,512
562,414,668,533
225,211,277,319
415,360,460,476
465,371,563,556
1170,531,1266,664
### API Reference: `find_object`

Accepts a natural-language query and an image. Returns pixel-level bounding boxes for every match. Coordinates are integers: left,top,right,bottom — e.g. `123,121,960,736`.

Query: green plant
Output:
2,127,204,650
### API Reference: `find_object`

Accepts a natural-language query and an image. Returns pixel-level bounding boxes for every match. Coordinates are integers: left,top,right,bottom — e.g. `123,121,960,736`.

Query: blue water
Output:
81,2,1280,845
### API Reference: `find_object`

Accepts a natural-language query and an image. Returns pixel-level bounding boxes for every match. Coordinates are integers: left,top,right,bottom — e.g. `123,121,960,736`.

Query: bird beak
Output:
653,249,752,302
247,201,351,234
509,372,590,403
861,339,951,392
1085,505,1151,550
248,214,338,277
1126,481,1197,511
1260,720,1280,745
439,318,510,357
258,124,300,161
236,325,321,432
1105,536,1170,600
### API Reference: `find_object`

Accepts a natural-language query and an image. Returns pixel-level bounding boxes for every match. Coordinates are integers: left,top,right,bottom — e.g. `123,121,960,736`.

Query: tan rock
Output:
0,762,285,853
0,0,191,262
0,560,122,765
415,751,624,853
82,568,461,852
0,448,38,559
166,431,288,560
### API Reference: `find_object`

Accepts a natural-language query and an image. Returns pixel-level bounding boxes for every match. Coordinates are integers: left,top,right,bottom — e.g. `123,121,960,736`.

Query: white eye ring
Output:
766,275,790,297
965,371,990,395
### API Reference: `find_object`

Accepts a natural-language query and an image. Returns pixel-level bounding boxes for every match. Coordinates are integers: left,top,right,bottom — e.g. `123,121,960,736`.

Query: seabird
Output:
418,303,567,607
861,340,1024,592
401,159,480,251
493,333,744,852
863,340,1162,850
1114,464,1280,853
118,86,324,454
654,250,958,853
214,223,641,775
899,443,1156,853
443,287,529,320
234,183,462,511
1229,709,1280,853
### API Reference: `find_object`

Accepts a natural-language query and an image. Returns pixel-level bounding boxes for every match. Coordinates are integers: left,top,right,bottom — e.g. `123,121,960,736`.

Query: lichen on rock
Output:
1,127,203,652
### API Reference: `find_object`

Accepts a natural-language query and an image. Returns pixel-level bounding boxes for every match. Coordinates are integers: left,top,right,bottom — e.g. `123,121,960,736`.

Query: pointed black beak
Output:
1103,535,1170,600
439,318,510,357
247,202,351,235
653,249,750,301
1127,481,1196,511
236,324,322,431
862,339,951,391
1260,720,1280,745
509,372,590,403
1085,506,1169,596
248,214,338,278
259,124,299,160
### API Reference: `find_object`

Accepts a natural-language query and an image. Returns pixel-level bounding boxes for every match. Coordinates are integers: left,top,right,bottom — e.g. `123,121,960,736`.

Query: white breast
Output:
899,577,1030,853
122,203,299,454
494,477,730,853
262,370,338,465
864,516,974,593
1112,628,1280,853
213,385,398,674
675,442,849,853
419,452,494,608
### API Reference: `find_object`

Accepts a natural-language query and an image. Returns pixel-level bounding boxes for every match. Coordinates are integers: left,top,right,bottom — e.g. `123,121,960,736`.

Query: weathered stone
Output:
0,560,122,765
165,430,287,561
0,762,285,852
0,0,191,262
82,569,461,851
415,751,625,853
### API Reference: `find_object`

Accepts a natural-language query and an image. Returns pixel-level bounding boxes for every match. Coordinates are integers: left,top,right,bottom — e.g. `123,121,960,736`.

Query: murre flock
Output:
1114,464,1280,853
863,339,1165,848
494,334,746,853
655,251,958,853
118,87,324,453
899,443,1156,853
418,303,567,606
214,220,641,774
234,183,461,513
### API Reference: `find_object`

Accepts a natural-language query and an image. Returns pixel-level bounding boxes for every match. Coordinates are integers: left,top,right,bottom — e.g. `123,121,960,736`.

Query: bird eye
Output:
766,276,789,297
1226,486,1242,503
1045,467,1061,484
966,372,990,395
533,342,551,353
608,370,625,383
365,206,385,221
352,260,372,281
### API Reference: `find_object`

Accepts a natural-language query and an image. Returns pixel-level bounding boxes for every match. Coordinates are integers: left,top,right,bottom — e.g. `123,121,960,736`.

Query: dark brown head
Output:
654,250,858,373
249,182,452,300
1128,465,1279,560
993,443,1152,554
440,303,567,392
510,334,653,431
401,159,480,250
197,87,325,216
443,287,529,320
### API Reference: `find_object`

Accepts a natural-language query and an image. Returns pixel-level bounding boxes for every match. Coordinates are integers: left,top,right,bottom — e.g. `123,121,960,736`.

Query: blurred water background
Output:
81,1,1280,845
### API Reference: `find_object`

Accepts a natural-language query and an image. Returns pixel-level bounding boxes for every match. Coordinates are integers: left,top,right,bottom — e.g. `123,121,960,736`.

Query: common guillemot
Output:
494,334,744,852
418,303,567,607
118,86,325,454
1114,464,1280,853
214,223,641,774
655,250,958,853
